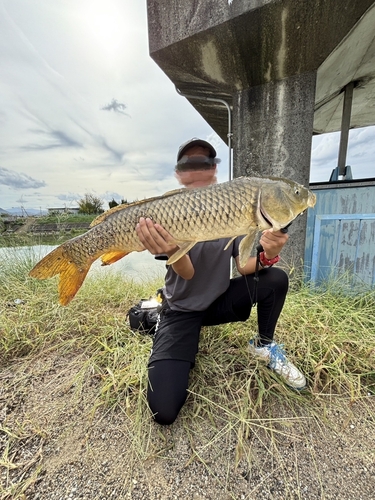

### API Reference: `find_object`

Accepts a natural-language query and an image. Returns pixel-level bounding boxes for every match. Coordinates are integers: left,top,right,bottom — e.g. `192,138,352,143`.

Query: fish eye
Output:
294,187,300,196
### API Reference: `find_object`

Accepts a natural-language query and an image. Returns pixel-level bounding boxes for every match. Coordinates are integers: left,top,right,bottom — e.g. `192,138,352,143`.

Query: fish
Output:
29,176,316,305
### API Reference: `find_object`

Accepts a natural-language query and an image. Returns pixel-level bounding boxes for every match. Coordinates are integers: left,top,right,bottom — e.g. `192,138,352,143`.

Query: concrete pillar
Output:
233,72,317,269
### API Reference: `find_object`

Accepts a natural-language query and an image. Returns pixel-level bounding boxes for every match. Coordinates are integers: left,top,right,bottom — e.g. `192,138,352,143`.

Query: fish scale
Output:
29,176,316,305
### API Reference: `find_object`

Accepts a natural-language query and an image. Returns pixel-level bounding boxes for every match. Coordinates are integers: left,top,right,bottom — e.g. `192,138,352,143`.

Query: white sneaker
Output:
249,339,307,390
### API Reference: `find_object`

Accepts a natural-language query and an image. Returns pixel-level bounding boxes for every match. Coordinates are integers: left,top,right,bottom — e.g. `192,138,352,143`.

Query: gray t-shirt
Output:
164,237,241,312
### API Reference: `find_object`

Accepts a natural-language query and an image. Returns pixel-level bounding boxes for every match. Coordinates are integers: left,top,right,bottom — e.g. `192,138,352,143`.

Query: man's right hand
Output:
136,217,195,279
136,217,178,257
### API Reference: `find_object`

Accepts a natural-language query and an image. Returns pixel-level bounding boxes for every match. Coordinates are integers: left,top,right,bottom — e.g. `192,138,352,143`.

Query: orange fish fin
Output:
29,246,68,280
58,264,90,306
100,251,129,266
29,246,92,306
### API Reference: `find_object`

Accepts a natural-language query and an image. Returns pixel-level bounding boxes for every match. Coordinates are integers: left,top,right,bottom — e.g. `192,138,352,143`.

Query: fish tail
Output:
29,246,91,306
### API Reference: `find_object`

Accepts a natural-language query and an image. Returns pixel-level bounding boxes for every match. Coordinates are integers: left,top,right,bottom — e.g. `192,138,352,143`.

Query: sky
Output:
1,0,374,214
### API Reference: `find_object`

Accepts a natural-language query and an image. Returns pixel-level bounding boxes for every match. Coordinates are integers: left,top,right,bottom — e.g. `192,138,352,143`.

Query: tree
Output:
108,198,119,209
78,194,104,214
108,198,128,209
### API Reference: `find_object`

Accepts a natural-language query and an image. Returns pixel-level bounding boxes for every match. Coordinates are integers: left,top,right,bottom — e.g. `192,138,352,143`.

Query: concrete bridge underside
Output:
147,0,375,264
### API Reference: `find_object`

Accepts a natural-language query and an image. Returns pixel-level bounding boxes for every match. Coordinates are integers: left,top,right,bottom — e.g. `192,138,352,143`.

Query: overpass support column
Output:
232,71,317,270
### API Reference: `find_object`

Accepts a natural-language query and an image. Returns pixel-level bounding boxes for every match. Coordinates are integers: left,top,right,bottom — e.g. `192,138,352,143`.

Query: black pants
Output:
148,267,288,425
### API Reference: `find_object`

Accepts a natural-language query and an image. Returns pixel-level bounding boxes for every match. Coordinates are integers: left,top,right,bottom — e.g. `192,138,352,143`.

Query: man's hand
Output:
259,229,289,260
136,217,195,279
136,217,178,257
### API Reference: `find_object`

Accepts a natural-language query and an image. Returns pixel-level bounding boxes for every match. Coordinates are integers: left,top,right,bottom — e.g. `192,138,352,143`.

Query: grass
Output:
1,248,375,498
34,214,96,224
0,213,96,249
0,232,91,249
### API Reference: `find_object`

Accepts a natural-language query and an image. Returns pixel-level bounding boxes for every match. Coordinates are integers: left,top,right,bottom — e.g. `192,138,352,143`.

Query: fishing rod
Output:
251,222,293,306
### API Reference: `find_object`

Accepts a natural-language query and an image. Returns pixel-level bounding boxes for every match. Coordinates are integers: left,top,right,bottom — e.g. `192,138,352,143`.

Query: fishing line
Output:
240,242,262,309
246,222,293,308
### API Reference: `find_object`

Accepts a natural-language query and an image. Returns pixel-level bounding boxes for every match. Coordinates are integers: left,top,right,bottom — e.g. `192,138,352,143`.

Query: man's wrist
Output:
259,251,280,268
263,251,278,260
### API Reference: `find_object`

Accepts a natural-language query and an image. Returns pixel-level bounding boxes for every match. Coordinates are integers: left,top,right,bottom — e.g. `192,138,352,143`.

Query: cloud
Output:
0,167,46,189
311,133,340,166
99,138,125,162
101,190,127,201
310,127,375,182
21,129,83,151
56,192,81,202
101,98,129,116
2,1,371,210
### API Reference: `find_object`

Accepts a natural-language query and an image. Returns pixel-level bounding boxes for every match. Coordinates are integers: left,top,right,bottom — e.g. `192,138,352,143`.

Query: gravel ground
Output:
1,352,375,500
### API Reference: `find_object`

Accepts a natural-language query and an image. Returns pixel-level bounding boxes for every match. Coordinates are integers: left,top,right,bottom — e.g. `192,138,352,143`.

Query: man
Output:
136,138,306,425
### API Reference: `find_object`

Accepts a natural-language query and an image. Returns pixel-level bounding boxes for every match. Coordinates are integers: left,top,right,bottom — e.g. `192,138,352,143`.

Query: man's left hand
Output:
259,229,289,259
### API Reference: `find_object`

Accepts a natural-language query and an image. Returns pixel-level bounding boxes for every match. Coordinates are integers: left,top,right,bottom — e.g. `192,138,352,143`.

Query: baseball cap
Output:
177,138,217,161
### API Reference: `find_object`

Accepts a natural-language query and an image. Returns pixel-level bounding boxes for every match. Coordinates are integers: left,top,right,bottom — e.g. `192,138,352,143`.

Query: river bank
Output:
1,259,375,500
0,214,96,247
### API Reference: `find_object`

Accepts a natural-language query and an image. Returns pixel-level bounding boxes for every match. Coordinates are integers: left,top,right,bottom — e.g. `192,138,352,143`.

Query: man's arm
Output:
235,230,289,275
136,217,195,280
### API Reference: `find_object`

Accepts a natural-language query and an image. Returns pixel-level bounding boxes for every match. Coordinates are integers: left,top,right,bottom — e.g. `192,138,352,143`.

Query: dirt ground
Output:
1,352,375,500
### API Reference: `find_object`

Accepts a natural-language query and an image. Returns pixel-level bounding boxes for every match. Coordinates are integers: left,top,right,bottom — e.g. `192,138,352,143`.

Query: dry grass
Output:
1,248,375,498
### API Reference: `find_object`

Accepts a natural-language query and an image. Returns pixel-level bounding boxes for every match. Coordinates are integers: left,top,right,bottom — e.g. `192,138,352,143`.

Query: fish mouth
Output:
308,191,317,208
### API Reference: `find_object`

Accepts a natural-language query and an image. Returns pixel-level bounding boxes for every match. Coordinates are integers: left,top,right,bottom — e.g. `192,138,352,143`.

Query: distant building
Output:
47,207,80,215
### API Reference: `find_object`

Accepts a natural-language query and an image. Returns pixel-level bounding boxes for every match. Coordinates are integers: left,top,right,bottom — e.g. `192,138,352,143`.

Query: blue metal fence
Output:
305,180,375,289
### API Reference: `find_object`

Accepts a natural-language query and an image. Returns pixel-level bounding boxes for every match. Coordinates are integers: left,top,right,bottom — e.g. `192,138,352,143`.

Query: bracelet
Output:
259,251,280,268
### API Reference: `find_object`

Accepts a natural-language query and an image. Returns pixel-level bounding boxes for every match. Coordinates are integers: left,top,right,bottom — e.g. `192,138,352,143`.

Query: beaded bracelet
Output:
259,251,280,268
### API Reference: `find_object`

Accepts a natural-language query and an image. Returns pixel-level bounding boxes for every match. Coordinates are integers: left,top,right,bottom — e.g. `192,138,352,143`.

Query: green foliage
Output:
78,193,104,214
109,198,127,209
108,198,119,209
37,213,96,224
1,250,374,396
1,251,375,498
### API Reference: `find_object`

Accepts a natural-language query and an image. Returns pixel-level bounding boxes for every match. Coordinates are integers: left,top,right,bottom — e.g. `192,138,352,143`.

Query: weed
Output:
1,248,374,498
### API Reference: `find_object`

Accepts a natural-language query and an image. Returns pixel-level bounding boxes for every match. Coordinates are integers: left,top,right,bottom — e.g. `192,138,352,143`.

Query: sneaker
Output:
248,339,307,390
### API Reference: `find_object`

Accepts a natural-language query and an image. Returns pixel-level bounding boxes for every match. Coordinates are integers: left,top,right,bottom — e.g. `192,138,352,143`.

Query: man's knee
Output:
147,359,191,425
267,266,289,292
149,402,180,426
147,388,185,425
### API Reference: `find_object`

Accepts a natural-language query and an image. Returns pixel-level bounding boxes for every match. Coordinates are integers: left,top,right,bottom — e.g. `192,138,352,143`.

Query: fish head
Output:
257,177,316,230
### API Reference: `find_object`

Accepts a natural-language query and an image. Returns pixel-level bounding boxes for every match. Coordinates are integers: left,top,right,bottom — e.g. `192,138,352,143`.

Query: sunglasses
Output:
175,155,221,172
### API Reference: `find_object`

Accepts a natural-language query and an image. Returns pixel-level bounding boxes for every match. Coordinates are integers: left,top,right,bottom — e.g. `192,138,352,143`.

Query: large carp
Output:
29,176,316,305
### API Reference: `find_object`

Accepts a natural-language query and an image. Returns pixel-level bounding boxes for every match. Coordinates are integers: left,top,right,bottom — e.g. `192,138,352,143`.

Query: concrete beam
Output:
147,0,375,140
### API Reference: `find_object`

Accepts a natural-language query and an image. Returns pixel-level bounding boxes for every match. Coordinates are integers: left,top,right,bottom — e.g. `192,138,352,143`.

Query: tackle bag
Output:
127,289,164,336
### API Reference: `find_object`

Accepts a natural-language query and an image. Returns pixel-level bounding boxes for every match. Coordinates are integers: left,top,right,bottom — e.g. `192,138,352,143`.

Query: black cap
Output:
177,138,217,161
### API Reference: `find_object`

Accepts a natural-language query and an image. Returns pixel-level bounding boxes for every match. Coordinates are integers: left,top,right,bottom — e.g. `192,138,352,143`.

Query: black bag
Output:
127,289,165,336
127,301,160,335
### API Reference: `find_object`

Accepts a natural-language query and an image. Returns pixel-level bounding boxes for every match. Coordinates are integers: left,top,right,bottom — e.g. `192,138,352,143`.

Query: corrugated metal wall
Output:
305,179,375,288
